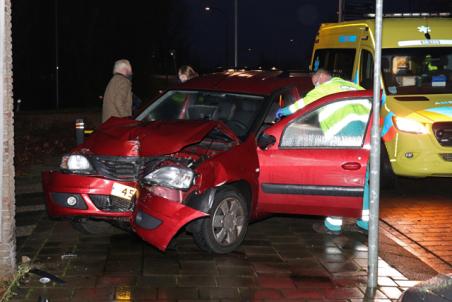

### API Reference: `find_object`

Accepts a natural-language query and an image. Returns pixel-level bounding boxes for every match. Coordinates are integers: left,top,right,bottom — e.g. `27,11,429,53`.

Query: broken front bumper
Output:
132,191,208,251
42,171,138,219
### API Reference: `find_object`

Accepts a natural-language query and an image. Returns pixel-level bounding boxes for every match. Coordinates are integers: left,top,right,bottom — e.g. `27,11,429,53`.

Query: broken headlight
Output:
143,166,194,190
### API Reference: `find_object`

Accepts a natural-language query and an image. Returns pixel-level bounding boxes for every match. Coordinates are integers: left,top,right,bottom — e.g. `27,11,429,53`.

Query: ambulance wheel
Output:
193,188,248,254
380,146,397,190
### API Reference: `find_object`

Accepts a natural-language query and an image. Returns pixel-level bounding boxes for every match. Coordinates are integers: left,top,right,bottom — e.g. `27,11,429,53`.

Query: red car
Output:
42,70,372,253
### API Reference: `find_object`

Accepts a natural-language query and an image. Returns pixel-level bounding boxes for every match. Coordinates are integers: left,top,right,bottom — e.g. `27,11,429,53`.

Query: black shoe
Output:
312,222,341,235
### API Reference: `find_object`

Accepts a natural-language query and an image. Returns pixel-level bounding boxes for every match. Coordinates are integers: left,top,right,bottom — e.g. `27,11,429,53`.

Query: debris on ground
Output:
61,253,77,260
29,269,65,284
38,277,50,285
20,256,31,264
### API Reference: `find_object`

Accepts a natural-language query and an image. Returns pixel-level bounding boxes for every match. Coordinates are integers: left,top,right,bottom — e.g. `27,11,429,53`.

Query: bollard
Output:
75,118,84,145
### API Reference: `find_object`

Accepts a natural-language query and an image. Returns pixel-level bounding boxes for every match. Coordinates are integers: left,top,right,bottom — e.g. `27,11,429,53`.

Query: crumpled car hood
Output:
79,117,239,156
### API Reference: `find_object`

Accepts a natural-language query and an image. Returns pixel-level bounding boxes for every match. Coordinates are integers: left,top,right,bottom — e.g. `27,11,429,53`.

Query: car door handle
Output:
341,162,361,170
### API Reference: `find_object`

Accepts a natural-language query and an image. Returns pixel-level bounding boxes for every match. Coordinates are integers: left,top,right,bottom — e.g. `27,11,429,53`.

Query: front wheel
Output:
380,146,398,190
193,188,248,254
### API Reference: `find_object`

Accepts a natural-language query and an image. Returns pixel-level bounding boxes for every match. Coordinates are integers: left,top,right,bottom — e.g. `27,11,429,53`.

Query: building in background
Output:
0,0,16,279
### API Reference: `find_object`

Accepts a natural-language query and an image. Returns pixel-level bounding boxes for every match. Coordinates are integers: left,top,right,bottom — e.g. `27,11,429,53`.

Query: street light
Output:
204,5,229,67
54,0,60,109
338,0,344,21
204,1,238,67
244,47,253,69
169,49,177,74
234,0,238,67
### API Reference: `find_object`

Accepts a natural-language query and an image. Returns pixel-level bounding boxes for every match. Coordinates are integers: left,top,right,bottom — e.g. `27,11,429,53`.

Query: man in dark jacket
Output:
102,59,133,122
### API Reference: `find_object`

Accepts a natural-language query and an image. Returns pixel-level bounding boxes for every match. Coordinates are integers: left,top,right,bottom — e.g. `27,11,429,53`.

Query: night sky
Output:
11,0,452,110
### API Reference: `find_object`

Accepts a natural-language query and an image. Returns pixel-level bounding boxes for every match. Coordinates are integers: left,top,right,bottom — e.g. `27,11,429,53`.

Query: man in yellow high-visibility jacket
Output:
276,69,370,235
276,69,364,118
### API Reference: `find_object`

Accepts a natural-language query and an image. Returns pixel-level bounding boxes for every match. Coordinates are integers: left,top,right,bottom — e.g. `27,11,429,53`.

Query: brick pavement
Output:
15,193,46,247
380,177,452,275
9,213,419,302
8,164,449,301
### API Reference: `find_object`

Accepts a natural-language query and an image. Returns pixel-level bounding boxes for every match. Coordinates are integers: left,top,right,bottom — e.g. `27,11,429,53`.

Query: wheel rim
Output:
211,197,246,246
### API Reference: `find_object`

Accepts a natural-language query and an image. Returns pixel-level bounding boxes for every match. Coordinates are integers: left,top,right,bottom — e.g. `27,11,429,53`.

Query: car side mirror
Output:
258,133,276,150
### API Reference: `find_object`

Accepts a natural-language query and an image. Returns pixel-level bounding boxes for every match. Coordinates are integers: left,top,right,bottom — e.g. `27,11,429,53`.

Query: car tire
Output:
380,145,398,190
71,218,124,235
192,188,248,254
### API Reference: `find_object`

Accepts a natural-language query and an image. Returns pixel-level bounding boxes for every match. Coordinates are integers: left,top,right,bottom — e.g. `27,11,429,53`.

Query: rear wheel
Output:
193,188,248,254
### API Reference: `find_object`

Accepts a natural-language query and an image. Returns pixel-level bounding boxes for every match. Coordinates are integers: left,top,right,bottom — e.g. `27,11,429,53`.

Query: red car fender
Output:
192,137,260,217
132,193,208,251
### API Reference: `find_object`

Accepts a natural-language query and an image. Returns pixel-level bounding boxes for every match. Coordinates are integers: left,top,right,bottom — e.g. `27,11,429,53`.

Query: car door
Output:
256,91,373,218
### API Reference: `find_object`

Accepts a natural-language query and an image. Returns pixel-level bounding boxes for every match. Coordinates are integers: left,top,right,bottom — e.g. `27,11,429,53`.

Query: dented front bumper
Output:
43,170,210,252
132,191,208,251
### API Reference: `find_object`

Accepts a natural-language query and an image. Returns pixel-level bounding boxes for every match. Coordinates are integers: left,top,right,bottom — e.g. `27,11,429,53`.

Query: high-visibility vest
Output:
288,77,364,113
318,100,371,138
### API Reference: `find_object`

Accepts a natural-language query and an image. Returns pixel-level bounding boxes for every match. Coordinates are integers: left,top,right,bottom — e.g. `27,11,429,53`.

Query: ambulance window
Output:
312,49,356,80
381,47,452,95
360,50,373,89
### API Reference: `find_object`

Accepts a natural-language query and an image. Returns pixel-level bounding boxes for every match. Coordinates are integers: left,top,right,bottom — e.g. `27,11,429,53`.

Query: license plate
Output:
111,183,137,201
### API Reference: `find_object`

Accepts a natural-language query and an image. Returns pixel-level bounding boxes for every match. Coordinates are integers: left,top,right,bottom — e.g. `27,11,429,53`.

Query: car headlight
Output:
60,154,93,171
393,116,428,134
143,166,194,190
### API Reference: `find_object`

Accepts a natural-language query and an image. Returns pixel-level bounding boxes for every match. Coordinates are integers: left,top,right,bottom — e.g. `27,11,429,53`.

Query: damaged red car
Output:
42,70,373,253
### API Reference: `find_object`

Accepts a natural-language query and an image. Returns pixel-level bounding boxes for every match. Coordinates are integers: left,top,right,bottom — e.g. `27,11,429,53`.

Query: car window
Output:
263,87,302,124
280,98,371,148
136,90,265,139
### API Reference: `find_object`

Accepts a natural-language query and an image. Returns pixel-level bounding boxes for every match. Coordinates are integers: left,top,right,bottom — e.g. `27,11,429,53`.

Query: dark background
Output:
11,0,452,110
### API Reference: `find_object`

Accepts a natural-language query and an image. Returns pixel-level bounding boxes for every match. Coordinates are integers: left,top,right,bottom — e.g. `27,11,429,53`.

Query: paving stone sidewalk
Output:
11,214,419,302
8,163,440,302
380,177,452,275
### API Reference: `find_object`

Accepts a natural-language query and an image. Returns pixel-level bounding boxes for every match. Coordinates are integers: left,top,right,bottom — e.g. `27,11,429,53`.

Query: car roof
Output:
175,70,313,96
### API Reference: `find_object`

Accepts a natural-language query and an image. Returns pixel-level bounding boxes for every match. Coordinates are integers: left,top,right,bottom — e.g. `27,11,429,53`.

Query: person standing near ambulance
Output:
276,69,370,234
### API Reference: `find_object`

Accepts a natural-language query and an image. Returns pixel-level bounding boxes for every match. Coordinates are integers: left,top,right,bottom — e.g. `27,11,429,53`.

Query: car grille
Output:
440,153,452,162
432,122,452,147
89,194,135,212
89,156,164,181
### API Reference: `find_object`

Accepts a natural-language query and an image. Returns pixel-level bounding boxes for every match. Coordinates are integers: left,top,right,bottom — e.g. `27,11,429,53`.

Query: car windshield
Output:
136,90,265,139
382,47,452,95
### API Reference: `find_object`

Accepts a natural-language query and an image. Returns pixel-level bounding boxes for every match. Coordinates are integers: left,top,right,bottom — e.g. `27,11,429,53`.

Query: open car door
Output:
256,90,373,218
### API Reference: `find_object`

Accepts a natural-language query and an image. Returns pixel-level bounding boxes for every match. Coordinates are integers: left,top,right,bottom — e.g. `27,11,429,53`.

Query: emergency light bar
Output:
365,12,451,18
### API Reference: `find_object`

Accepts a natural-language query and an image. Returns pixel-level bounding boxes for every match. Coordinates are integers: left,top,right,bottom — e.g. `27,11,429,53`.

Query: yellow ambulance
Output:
310,14,452,184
